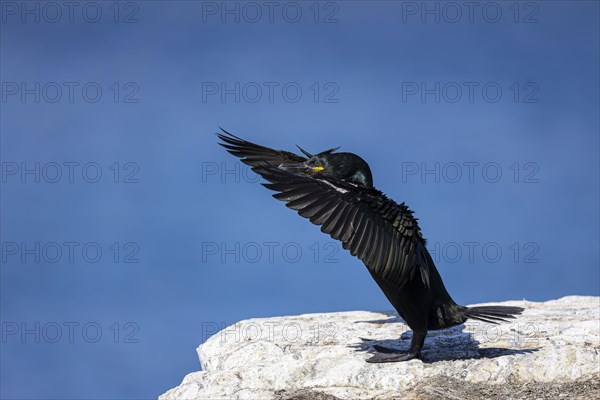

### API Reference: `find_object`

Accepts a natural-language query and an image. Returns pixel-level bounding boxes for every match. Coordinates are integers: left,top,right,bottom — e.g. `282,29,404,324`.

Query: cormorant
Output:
217,129,524,363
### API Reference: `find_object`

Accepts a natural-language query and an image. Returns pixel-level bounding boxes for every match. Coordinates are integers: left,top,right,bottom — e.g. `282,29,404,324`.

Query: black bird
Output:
217,129,524,363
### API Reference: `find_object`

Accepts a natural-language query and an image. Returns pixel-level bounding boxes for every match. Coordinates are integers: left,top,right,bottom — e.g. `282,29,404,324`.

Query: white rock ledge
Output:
160,296,600,400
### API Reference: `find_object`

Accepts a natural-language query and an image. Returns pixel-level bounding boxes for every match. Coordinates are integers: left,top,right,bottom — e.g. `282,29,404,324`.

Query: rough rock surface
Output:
160,296,600,399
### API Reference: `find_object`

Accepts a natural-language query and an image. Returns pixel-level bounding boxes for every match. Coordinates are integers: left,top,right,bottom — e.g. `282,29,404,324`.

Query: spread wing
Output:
217,131,431,289
217,128,306,168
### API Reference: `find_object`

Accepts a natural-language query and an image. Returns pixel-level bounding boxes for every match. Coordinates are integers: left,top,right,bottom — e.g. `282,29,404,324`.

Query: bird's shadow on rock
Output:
352,316,538,363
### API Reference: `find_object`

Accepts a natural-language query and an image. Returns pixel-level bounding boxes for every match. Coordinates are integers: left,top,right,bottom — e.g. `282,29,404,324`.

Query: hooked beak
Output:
280,162,311,173
280,162,324,174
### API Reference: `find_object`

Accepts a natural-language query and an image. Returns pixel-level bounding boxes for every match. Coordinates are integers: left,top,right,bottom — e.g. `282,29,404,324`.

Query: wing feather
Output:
311,198,340,225
321,202,347,235
218,132,432,288
217,128,306,168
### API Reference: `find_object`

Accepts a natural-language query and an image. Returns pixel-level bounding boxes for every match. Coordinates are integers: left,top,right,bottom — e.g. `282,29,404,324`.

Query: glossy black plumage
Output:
217,129,524,362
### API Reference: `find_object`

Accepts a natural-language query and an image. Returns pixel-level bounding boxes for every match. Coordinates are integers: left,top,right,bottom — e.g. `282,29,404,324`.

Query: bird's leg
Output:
366,330,426,363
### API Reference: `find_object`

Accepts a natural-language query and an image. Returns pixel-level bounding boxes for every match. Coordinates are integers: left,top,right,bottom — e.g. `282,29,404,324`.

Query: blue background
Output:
1,1,598,399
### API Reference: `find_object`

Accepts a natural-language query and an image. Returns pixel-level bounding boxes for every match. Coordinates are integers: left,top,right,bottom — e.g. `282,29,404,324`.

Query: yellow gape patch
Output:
312,166,325,172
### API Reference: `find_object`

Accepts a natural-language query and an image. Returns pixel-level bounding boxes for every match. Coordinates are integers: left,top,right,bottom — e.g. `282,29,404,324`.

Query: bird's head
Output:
283,146,374,188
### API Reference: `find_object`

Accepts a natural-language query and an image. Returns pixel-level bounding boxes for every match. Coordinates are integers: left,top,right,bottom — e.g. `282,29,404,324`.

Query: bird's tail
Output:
463,305,524,324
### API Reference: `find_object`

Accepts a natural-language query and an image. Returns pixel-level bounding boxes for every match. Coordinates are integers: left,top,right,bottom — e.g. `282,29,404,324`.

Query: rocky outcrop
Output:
160,296,600,399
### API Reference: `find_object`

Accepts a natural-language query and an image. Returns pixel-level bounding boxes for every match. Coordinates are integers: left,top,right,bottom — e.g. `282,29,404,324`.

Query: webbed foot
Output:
366,346,420,363
363,329,426,363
